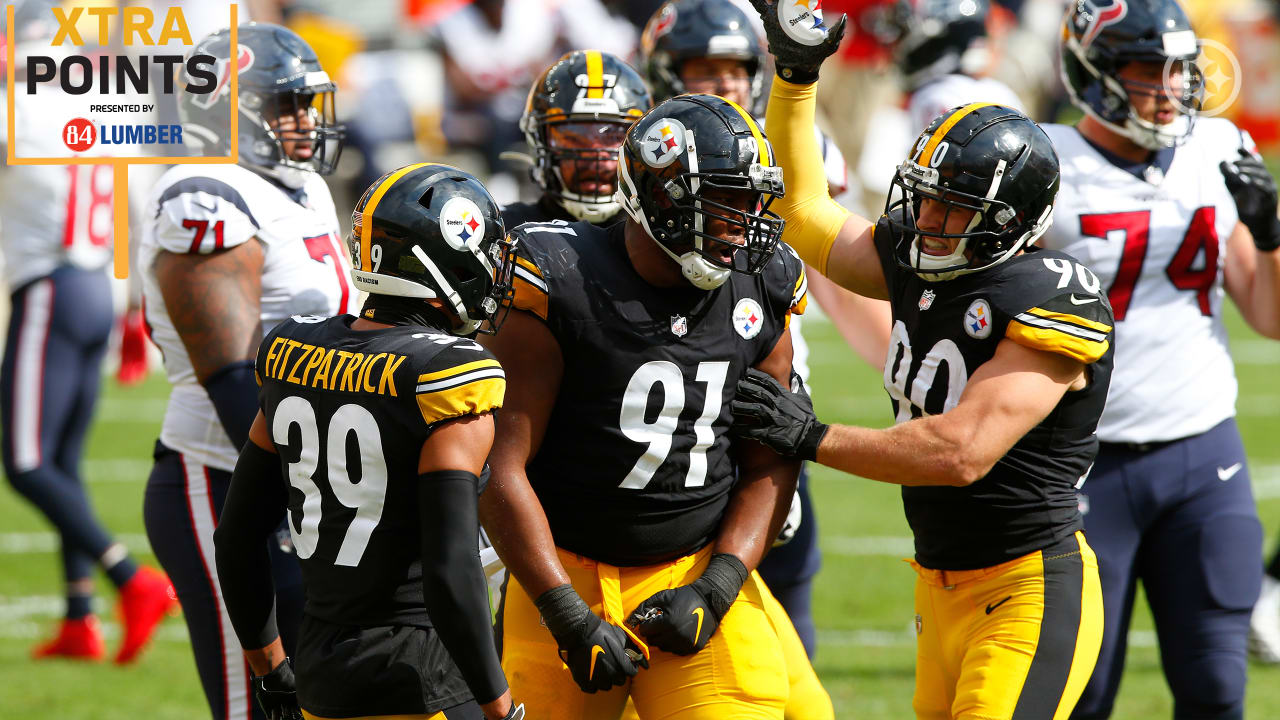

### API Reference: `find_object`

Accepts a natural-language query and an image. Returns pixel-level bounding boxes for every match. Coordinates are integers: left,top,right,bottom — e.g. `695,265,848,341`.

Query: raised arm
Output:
1221,149,1280,339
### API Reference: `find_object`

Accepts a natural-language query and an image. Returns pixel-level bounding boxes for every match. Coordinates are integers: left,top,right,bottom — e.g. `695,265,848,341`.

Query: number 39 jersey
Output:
509,220,807,567
255,315,506,626
1040,120,1245,444
873,218,1115,570
141,164,353,472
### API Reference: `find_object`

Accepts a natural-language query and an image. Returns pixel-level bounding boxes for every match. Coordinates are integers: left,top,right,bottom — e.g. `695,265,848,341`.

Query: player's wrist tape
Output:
775,64,821,85
690,554,749,620
799,421,830,462
534,584,592,643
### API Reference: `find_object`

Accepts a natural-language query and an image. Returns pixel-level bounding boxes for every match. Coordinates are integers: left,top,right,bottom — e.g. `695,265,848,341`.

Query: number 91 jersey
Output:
1039,120,1245,444
508,220,807,568
255,315,506,626
873,218,1115,570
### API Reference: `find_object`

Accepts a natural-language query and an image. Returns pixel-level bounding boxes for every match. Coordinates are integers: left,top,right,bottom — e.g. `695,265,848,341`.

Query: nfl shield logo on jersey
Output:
732,298,765,339
918,288,936,311
671,314,688,337
964,299,993,339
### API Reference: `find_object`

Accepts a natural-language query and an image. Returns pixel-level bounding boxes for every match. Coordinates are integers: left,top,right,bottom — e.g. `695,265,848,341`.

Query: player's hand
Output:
627,584,720,656
747,0,848,84
116,307,150,386
1221,148,1280,251
730,368,828,461
251,658,304,720
534,584,644,693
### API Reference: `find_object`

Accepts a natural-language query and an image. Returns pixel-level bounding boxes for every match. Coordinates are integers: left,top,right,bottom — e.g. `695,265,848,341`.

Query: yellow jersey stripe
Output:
416,377,505,426
585,50,604,99
919,103,998,168
360,162,434,271
1006,320,1110,364
417,358,502,383
514,255,544,281
723,98,771,166
1024,307,1113,334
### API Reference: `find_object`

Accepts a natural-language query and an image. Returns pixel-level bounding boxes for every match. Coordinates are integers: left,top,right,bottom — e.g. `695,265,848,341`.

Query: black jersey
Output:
255,315,505,626
501,197,580,228
508,220,807,566
873,218,1115,570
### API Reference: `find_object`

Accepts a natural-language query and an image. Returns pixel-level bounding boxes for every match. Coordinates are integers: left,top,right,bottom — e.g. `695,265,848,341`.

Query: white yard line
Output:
0,532,151,554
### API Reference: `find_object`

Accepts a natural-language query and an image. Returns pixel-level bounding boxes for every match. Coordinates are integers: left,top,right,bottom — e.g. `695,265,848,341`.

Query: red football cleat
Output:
114,566,179,664
32,615,106,661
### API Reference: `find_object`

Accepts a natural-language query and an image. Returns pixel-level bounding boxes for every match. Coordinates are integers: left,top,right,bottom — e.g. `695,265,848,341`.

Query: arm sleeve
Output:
205,360,260,451
212,441,288,651
418,469,509,705
153,177,259,254
765,78,852,276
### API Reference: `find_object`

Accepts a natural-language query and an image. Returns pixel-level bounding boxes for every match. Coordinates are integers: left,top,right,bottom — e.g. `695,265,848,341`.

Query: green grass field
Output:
2,308,1279,718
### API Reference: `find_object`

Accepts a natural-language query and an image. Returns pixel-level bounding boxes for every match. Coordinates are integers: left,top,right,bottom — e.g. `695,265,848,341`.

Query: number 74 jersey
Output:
1040,120,1245,444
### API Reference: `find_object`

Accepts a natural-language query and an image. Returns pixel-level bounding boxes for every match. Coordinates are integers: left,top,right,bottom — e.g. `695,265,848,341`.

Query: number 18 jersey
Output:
1040,120,1246,444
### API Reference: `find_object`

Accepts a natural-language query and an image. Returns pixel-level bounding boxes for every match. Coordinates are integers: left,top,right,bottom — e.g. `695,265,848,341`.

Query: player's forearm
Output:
765,77,852,276
244,637,288,677
816,417,990,488
713,449,800,571
419,471,509,706
1244,246,1280,339
478,467,571,598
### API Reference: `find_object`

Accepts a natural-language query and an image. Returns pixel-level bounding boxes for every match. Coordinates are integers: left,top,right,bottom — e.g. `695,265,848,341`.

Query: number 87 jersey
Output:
1039,119,1246,444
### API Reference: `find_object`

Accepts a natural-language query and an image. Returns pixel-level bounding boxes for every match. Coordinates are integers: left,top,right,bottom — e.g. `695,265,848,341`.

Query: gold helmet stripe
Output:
722,97,771,167
359,162,436,271
585,50,604,99
918,102,999,168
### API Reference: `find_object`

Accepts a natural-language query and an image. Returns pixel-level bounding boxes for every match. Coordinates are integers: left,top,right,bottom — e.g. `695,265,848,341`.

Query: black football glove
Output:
534,584,645,693
1221,148,1280,251
627,554,748,656
747,0,848,84
730,368,828,461
252,658,303,720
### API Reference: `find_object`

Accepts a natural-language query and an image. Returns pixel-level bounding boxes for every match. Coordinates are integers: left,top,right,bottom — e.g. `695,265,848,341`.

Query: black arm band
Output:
691,553,749,621
776,65,821,85
418,470,509,705
533,583,591,643
204,360,259,450
213,441,288,650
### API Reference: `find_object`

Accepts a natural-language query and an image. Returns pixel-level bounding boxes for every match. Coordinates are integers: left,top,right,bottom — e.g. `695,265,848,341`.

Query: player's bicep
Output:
153,183,260,255
478,310,563,469
153,242,264,383
419,412,495,476
824,215,889,300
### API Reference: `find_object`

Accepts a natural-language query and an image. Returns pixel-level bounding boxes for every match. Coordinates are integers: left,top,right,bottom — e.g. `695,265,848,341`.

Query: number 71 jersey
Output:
1040,120,1245,443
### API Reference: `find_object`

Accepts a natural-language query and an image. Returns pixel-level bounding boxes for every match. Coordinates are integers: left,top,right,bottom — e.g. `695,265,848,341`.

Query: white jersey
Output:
142,164,352,471
0,91,113,288
1040,119,1247,443
907,74,1024,135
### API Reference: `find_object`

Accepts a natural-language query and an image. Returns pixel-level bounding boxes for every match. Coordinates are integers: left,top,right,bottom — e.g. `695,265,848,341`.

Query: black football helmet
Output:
520,50,650,224
179,23,345,187
618,94,784,290
892,0,990,91
1060,0,1204,150
885,103,1059,281
640,0,765,107
348,164,517,335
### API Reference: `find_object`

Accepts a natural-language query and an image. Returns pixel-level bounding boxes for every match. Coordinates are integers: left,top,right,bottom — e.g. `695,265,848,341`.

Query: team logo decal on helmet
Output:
643,118,687,168
439,196,486,251
191,45,254,111
778,0,828,46
1076,0,1127,50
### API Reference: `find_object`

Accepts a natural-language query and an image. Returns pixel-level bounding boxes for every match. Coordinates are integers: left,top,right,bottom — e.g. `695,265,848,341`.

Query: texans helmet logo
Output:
1077,0,1128,50
192,45,254,110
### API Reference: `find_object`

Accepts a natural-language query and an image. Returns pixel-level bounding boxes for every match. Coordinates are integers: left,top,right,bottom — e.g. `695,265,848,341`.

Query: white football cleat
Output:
1249,574,1280,664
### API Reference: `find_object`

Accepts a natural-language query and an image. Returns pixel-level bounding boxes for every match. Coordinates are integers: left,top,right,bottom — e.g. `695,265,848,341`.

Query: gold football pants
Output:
498,546,789,720
910,531,1103,720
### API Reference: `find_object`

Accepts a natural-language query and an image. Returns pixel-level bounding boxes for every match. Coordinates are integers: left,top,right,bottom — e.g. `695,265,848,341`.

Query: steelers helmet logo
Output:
641,117,687,168
777,0,828,47
439,196,486,251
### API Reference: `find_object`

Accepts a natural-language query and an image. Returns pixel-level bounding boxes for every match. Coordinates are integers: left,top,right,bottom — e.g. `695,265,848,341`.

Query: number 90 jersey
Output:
255,315,506,626
508,220,807,567
142,164,353,472
1039,120,1245,444
873,218,1115,570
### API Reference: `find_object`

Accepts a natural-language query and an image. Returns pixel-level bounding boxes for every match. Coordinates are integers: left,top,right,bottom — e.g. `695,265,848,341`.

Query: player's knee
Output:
784,674,833,720
1169,658,1245,719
